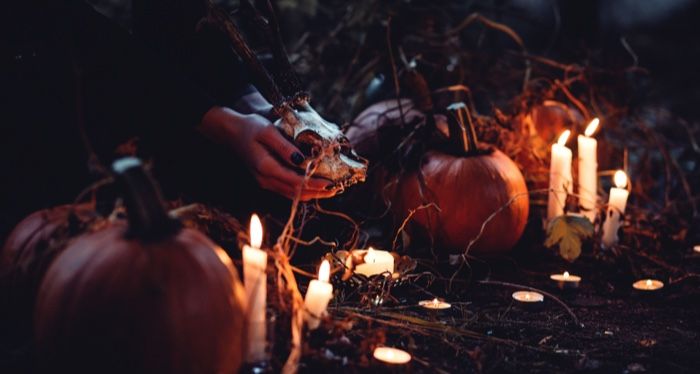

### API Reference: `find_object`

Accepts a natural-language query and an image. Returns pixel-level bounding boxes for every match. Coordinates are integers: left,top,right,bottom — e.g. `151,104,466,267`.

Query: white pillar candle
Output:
602,171,630,248
548,130,573,221
243,214,268,362
353,247,395,277
303,260,334,330
577,118,599,222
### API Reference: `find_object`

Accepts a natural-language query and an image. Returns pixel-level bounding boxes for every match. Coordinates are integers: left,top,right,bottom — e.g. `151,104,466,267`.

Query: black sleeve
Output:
133,0,256,106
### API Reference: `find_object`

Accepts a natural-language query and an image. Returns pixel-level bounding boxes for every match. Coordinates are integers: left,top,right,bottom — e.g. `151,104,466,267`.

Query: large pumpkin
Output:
0,203,97,359
350,101,529,254
34,158,247,374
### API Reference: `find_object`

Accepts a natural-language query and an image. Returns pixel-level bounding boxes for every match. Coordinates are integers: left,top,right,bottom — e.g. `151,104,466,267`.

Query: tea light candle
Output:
353,247,395,277
548,130,573,221
578,118,599,223
243,214,268,362
602,170,630,248
693,245,700,253
512,291,544,303
303,260,334,330
550,271,581,290
633,279,664,291
373,347,412,364
418,298,452,310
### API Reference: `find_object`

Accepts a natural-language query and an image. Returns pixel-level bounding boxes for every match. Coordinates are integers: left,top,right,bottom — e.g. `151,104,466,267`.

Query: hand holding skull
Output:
199,106,339,201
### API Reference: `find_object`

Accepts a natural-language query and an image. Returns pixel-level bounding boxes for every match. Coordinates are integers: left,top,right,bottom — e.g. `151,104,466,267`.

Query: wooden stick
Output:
204,0,286,107
241,0,303,97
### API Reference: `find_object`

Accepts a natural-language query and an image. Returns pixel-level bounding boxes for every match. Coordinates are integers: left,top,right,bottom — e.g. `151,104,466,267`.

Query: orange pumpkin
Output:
389,103,529,254
34,158,247,374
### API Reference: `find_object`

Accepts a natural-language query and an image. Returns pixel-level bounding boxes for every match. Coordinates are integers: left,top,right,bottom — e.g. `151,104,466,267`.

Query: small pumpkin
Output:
34,158,247,374
0,203,98,356
389,103,529,254
524,100,582,144
347,99,449,161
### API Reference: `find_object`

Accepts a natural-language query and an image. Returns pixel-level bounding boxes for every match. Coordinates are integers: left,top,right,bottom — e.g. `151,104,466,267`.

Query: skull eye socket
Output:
295,130,323,157
338,137,356,156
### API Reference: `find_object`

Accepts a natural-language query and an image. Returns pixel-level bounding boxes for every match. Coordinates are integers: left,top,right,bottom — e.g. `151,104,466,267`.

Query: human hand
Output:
199,106,338,201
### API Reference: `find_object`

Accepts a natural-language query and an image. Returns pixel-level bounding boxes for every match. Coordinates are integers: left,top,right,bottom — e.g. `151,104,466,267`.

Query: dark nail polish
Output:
291,152,305,166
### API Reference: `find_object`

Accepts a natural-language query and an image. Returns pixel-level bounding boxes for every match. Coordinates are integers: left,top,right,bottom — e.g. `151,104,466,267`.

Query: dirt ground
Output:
293,242,700,373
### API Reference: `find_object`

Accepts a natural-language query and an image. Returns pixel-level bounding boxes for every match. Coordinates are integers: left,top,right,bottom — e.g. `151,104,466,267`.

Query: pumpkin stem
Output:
446,102,479,154
112,158,180,239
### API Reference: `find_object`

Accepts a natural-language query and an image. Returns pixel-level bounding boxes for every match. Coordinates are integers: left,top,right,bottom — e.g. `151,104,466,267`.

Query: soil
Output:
291,242,700,373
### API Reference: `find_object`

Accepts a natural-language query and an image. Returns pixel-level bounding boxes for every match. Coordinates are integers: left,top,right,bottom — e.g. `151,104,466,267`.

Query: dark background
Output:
2,0,699,238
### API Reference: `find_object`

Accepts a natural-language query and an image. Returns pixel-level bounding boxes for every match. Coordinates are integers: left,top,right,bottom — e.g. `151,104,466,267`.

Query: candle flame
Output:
365,247,376,264
584,118,600,137
525,293,531,300
386,350,394,359
557,130,571,146
646,279,652,287
249,214,263,248
563,271,570,278
614,170,628,189
432,298,439,306
318,260,330,282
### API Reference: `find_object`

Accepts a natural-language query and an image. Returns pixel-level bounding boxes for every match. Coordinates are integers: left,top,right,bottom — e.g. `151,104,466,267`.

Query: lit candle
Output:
418,298,452,310
373,347,412,364
549,271,582,290
512,291,544,303
693,245,700,254
602,170,630,248
578,118,599,222
632,279,664,291
243,214,268,362
548,130,573,221
303,260,334,330
353,247,395,277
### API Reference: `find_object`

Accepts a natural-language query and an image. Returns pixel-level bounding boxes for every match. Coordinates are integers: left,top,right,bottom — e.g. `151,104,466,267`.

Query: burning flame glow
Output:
432,298,440,306
584,118,600,137
250,214,263,248
614,170,628,189
319,260,330,282
646,279,653,288
365,247,376,264
525,293,531,300
563,271,570,278
557,130,571,146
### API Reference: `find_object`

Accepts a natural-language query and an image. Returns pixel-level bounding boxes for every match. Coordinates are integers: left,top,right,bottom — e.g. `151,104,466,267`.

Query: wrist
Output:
199,106,244,143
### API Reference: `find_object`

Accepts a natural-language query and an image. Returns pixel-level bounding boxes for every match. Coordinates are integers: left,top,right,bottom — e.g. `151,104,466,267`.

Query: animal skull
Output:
275,99,368,190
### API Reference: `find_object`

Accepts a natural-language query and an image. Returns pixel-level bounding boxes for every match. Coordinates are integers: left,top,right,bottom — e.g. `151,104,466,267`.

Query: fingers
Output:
257,125,305,167
258,175,337,201
253,155,337,201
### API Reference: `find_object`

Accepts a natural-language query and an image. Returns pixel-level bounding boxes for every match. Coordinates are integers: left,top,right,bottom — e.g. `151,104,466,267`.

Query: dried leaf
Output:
545,215,594,262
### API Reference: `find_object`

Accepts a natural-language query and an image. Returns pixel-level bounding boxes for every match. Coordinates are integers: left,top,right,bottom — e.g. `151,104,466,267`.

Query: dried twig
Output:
391,203,440,251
